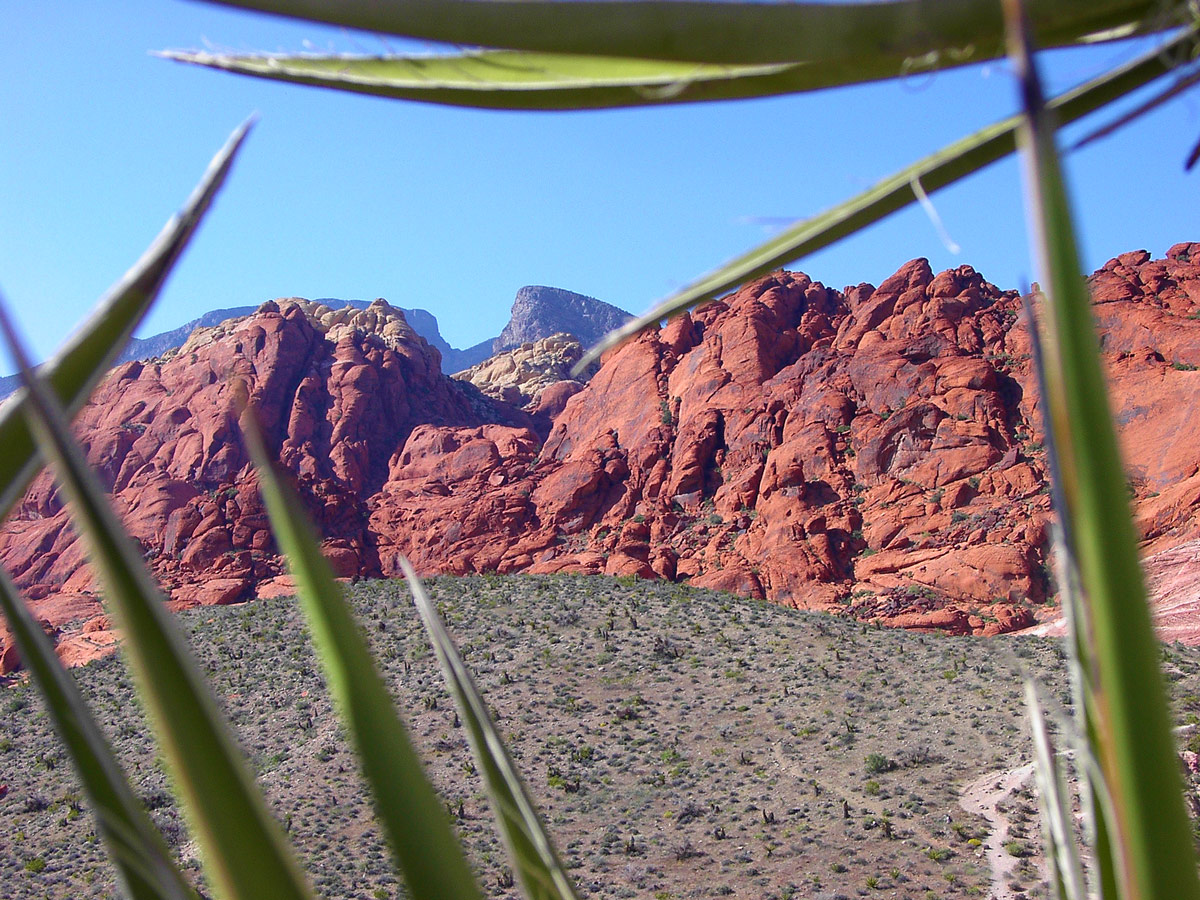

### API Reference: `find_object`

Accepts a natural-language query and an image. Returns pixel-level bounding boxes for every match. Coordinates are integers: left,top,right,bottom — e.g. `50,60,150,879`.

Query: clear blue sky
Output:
2,3,1197,373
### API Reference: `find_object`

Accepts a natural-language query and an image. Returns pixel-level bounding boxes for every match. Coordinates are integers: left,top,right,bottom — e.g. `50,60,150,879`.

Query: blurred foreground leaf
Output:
0,128,316,900
198,0,1186,65
0,118,254,516
1006,1,1200,896
403,559,580,900
243,410,486,900
0,565,198,900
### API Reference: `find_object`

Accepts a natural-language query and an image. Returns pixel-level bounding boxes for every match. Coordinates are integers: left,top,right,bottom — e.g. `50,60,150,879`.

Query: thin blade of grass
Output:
576,25,1198,370
1005,1,1200,896
1026,293,1116,898
241,410,485,900
0,305,315,900
0,568,198,900
0,118,254,517
1025,682,1088,900
196,0,1183,66
402,559,580,900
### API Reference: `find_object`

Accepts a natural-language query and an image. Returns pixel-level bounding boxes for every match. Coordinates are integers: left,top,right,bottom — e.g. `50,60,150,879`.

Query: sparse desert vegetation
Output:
4,574,1200,899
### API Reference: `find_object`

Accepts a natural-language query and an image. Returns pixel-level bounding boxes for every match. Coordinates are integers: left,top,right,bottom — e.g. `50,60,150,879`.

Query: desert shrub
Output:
863,753,895,775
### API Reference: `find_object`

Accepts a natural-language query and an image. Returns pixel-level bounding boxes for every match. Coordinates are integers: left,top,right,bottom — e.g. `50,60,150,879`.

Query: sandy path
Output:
959,762,1035,900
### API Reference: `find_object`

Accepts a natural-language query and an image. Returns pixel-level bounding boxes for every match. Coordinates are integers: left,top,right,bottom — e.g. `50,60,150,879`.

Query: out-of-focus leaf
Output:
242,411,485,900
1005,0,1200,896
159,47,960,111
1025,682,1087,900
0,567,197,900
402,559,580,900
197,0,1186,65
0,118,254,517
576,23,1199,369
0,304,314,900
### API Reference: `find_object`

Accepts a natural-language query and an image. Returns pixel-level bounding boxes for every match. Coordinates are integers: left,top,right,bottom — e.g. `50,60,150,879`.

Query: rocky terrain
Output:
2,244,1200,673
442,285,631,373
453,333,595,421
494,286,632,356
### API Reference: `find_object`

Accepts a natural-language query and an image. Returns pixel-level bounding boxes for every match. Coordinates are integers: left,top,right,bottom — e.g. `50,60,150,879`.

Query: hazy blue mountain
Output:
0,287,629,396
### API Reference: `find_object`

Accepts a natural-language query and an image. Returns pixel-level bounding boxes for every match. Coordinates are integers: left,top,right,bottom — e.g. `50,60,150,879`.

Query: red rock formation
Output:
5,244,1200,672
0,298,522,671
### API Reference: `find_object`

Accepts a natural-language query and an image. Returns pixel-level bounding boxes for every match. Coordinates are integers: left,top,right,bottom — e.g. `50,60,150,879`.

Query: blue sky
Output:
2,3,1197,372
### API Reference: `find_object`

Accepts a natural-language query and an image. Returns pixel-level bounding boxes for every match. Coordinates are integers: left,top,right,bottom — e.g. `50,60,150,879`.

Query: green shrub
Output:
863,753,894,775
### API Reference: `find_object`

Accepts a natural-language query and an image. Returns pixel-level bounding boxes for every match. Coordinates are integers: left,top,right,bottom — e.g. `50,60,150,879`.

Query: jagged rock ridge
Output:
3,244,1200,673
493,286,631,356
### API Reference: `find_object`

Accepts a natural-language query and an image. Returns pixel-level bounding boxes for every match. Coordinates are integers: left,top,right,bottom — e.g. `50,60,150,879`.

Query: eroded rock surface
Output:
0,298,523,670
452,333,594,425
6,244,1200,672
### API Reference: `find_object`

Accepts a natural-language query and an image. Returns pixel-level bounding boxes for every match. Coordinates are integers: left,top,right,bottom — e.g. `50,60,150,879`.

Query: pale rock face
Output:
494,286,630,355
452,333,593,409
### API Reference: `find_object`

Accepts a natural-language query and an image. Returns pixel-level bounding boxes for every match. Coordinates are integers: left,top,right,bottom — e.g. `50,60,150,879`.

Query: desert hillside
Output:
13,575,1200,900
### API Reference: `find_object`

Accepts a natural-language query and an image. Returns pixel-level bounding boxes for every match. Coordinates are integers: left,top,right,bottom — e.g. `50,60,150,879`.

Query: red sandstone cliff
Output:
3,244,1200,672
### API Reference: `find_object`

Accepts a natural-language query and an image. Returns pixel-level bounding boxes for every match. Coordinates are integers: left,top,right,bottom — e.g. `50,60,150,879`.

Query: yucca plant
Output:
3,2,1200,900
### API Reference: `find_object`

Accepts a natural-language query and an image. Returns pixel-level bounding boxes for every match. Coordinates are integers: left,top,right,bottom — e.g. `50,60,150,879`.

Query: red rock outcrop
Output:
369,243,1200,637
0,298,524,671
5,244,1200,673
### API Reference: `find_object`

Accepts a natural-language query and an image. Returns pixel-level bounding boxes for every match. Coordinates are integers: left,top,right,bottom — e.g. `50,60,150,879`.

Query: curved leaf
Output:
1005,1,1200,896
0,307,314,900
159,48,940,111
242,413,485,900
0,568,197,900
197,0,1185,66
0,118,254,517
403,560,580,900
576,23,1200,369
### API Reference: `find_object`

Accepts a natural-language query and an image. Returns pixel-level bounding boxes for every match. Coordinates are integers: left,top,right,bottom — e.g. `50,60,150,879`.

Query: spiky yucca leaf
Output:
159,48,948,112
575,24,1199,369
1005,0,1200,896
1025,682,1087,900
0,122,253,900
241,410,486,900
0,293,314,900
198,0,1185,66
0,118,254,516
0,565,198,900
402,559,581,900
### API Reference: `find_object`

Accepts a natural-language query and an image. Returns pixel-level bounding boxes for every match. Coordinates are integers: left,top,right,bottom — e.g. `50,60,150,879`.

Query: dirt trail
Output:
959,762,1035,900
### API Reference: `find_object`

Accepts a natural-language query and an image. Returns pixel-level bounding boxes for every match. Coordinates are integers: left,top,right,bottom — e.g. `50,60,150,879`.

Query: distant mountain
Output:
442,286,632,374
495,286,631,357
116,299,458,367
0,287,629,396
440,337,498,375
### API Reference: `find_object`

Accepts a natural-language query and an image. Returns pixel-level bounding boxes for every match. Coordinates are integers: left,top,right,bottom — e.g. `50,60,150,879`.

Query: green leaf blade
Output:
576,22,1199,369
0,127,316,900
0,117,254,518
402,560,579,900
1024,682,1087,900
0,570,198,900
1006,2,1200,897
160,47,971,111
197,0,1184,65
243,417,485,900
